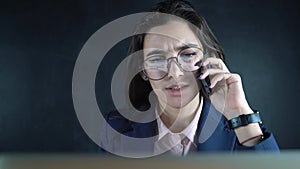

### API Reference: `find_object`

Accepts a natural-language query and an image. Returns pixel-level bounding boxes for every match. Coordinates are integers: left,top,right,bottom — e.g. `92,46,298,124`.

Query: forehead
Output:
143,20,202,51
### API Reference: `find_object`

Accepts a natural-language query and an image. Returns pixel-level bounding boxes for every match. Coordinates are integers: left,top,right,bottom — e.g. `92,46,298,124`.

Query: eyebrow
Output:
145,43,202,57
175,43,201,51
146,49,165,57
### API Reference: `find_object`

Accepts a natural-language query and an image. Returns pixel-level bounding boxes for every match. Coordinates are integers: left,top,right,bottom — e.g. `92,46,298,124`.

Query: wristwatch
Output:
226,111,262,130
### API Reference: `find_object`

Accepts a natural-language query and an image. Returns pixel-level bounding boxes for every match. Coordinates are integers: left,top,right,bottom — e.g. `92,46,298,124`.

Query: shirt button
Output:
182,139,188,146
176,144,183,150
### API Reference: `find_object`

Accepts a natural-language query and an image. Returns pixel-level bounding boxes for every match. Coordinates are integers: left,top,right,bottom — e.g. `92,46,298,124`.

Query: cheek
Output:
149,80,168,103
149,80,164,96
187,73,201,92
149,80,161,90
191,70,201,81
192,72,201,89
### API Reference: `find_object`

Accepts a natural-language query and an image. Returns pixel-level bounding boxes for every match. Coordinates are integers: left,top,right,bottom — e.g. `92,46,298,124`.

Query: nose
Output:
167,60,184,79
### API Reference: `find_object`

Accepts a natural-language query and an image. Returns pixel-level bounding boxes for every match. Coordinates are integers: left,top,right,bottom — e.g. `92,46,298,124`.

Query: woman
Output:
101,0,279,157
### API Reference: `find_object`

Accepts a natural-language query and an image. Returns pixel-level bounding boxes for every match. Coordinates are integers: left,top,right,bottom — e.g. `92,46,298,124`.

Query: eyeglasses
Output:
142,47,203,80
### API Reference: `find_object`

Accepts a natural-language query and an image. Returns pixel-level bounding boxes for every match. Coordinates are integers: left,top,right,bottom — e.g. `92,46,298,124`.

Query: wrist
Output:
225,109,264,147
235,123,263,147
226,111,262,130
224,106,253,120
240,134,264,146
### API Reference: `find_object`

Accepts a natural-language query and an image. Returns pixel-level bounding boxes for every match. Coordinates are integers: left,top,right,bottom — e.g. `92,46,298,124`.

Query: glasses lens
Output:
178,47,203,71
144,55,168,79
143,47,203,80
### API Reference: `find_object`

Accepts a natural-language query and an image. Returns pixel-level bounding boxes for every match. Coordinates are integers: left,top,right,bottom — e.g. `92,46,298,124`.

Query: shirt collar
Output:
156,97,203,142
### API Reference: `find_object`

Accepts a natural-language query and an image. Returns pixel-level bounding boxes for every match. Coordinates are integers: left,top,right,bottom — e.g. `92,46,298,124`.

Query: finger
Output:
196,69,209,80
209,73,242,88
226,73,242,86
202,57,223,66
209,73,231,88
194,60,203,67
196,67,228,81
202,58,229,72
202,68,228,76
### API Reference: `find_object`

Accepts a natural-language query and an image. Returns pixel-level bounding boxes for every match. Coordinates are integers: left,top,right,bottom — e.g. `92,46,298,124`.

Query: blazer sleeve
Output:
234,124,280,152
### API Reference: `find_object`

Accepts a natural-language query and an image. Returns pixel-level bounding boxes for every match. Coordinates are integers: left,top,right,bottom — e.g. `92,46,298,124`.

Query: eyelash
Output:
181,52,197,57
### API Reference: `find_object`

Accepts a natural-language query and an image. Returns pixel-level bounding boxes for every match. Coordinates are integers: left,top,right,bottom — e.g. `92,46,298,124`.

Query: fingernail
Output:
194,60,203,66
207,81,211,88
195,73,203,79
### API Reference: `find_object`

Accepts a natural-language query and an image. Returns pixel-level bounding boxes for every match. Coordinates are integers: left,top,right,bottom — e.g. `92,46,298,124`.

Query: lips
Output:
166,84,185,90
165,83,188,95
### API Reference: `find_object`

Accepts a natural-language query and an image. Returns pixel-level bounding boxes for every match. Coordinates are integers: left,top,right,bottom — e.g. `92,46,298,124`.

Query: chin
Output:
167,99,189,109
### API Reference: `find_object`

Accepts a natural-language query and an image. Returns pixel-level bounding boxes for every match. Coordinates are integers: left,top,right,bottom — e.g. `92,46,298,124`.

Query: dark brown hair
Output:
128,0,225,111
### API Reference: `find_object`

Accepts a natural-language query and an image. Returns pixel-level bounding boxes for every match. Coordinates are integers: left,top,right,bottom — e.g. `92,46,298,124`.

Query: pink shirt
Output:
154,98,203,156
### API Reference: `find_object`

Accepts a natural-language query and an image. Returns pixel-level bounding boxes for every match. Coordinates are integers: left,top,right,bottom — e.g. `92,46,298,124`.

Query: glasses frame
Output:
142,47,204,81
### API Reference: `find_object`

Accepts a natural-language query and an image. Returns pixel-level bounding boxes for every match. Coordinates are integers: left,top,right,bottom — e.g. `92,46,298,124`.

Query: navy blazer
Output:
100,99,279,155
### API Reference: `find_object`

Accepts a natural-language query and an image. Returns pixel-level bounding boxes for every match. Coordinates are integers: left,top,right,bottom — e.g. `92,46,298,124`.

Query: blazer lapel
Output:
128,99,236,153
196,100,236,151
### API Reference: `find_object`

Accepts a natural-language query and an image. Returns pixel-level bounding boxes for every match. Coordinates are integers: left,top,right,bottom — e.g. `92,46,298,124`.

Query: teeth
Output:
171,86,182,90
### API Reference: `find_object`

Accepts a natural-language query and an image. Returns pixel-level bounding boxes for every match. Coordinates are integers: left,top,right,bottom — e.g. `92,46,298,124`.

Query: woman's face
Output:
143,20,203,109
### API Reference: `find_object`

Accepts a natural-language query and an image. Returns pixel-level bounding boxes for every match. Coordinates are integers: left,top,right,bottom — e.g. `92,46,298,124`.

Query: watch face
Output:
227,112,261,130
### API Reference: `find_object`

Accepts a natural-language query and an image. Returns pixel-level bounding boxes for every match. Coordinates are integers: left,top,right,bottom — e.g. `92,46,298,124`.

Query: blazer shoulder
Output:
105,110,134,134
104,109,158,138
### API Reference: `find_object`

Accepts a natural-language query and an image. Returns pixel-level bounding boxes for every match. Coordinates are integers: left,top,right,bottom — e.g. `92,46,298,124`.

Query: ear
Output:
139,72,149,81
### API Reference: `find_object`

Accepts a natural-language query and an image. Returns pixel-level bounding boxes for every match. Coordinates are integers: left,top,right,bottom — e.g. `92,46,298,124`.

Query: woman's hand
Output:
196,57,263,146
196,57,253,119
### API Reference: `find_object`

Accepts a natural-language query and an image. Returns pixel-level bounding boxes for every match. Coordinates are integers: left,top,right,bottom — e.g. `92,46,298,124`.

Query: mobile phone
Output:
199,49,211,97
195,63,211,97
201,78,211,96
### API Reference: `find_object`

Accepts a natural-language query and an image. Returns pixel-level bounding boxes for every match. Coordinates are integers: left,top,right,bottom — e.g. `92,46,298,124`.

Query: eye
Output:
148,58,165,63
145,55,166,63
179,47,203,63
182,52,197,57
144,56,167,70
180,52,197,62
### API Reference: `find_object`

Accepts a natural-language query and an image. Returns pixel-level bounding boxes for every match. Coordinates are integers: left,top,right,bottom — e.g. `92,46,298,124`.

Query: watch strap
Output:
226,111,262,130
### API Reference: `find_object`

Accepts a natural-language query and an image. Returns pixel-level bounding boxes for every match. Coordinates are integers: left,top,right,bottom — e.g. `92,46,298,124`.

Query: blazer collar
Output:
196,99,235,151
129,98,234,152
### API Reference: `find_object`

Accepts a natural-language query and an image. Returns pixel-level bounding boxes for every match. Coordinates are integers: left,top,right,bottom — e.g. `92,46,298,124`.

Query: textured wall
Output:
0,0,299,152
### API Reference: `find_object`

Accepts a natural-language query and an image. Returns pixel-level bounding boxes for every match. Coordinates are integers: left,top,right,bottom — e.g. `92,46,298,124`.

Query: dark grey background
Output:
0,0,299,152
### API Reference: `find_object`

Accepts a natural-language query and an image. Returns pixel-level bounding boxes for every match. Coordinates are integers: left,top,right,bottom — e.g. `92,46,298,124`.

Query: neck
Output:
158,93,202,133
